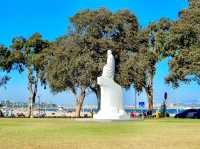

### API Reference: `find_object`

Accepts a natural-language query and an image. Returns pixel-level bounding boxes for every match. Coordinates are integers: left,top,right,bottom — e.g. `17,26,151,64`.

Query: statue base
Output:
93,76,130,120
93,108,130,120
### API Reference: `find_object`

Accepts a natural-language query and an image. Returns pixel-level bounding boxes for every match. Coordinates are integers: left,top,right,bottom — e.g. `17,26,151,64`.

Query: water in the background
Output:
43,108,184,115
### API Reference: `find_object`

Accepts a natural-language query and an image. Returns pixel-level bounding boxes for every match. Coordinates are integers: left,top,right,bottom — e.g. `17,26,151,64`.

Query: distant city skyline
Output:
1,0,200,106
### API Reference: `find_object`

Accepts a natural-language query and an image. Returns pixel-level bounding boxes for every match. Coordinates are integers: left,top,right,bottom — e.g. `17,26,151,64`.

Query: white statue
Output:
93,50,130,120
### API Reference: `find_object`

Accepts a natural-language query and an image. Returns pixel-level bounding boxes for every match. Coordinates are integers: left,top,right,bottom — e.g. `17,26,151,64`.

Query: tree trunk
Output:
75,86,86,118
32,73,38,104
145,70,153,114
96,86,101,112
27,67,34,118
90,86,101,112
27,67,38,118
145,86,153,113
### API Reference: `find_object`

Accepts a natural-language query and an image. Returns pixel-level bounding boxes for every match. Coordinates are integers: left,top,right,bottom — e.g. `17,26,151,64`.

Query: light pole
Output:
38,95,40,115
135,90,137,110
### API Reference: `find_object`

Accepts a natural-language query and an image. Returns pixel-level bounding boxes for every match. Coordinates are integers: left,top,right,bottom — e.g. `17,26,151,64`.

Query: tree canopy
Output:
166,0,200,87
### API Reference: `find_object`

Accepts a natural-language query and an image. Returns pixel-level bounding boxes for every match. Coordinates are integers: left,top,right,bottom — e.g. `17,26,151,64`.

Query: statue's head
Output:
107,50,112,55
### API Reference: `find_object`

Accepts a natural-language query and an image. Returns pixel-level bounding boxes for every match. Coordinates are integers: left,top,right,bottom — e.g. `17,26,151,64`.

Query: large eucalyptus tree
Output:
128,18,172,113
139,18,172,113
166,0,200,87
45,35,95,117
10,33,49,117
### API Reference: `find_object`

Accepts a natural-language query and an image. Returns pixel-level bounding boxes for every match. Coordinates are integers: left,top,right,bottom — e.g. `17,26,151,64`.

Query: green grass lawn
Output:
0,118,200,149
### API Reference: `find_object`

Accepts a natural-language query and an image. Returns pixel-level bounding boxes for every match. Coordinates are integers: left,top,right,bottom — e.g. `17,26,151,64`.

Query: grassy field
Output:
0,118,200,149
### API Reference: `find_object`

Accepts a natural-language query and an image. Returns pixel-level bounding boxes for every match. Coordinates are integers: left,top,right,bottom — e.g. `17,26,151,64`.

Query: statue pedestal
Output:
93,76,130,120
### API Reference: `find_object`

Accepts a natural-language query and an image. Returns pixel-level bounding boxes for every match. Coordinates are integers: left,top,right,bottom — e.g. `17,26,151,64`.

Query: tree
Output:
166,0,200,87
71,8,139,110
144,19,172,113
10,33,49,117
45,8,139,117
128,18,172,113
45,36,95,117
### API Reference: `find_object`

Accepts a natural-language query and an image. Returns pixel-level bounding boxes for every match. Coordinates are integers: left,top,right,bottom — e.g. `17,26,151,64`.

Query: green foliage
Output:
166,0,200,87
122,18,173,111
45,35,95,93
0,45,11,87
120,52,148,92
0,44,12,71
45,8,139,95
10,33,49,86
124,18,172,93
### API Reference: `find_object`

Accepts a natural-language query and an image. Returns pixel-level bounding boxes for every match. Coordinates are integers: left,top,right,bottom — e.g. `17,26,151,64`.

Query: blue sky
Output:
1,0,199,106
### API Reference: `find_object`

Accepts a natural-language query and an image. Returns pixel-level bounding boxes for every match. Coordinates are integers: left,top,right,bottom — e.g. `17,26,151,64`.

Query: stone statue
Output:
93,50,130,120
